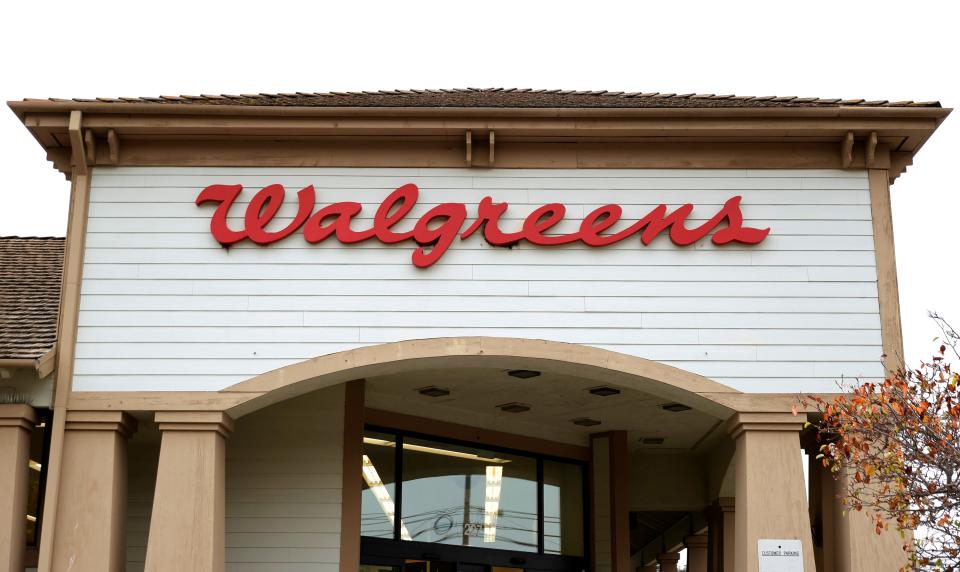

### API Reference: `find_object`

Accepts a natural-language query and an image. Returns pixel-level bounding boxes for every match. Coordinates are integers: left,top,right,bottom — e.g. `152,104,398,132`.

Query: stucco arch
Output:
222,337,743,418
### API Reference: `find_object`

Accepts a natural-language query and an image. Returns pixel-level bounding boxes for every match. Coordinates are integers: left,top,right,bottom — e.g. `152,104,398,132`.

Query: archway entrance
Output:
126,338,823,572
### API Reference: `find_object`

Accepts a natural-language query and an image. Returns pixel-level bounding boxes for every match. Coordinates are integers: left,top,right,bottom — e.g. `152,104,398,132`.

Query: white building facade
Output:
0,90,949,572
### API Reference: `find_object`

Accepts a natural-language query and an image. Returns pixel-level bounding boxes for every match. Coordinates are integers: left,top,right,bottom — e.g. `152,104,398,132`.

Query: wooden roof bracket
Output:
865,131,879,167
80,127,120,166
465,130,472,167
489,131,495,165
841,131,855,169
84,129,96,165
107,129,119,164
68,110,87,175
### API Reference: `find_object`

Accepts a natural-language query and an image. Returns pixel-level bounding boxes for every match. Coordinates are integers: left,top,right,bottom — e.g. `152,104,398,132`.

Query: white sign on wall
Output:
758,539,804,572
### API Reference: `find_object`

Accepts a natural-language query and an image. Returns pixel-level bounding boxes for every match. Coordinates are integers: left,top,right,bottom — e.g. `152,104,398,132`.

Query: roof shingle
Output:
24,88,941,109
0,237,64,360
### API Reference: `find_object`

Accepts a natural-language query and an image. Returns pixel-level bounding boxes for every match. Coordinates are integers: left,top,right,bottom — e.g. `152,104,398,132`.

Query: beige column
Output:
590,431,630,572
686,534,709,572
144,412,233,572
51,411,137,572
728,413,815,572
707,497,734,572
807,439,907,572
657,551,681,572
807,448,834,572
0,404,36,572
831,467,907,572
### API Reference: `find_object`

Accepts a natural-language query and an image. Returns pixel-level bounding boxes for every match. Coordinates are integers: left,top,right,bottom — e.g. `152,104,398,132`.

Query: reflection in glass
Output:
361,431,402,538
543,460,584,556
26,414,49,547
401,437,538,552
361,429,586,558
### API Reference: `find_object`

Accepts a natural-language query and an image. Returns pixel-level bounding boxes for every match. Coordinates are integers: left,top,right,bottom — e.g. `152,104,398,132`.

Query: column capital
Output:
0,404,37,431
725,412,805,440
685,534,708,549
716,496,735,512
657,552,681,564
155,411,234,438
65,410,138,438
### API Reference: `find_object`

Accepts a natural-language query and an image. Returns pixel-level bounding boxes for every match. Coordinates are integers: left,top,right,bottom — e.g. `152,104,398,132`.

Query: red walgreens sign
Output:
196,183,771,268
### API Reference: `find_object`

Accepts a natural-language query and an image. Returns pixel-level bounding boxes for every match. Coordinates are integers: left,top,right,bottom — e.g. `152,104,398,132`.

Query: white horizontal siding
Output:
125,386,344,571
77,167,884,394
224,386,343,571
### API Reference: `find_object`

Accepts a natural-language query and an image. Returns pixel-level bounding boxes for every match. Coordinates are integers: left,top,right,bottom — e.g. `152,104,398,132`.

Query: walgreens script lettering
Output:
196,183,771,268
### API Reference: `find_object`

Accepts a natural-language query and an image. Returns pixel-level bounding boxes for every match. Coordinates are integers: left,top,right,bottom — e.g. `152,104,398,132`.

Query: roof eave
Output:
7,99,952,120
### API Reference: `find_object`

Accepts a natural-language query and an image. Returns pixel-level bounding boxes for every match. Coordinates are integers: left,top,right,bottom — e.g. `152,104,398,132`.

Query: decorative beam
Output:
489,131,495,165
841,131,854,168
67,111,87,175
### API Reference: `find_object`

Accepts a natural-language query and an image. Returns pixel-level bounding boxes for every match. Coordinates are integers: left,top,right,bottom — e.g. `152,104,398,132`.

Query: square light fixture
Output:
417,386,451,398
661,403,692,413
588,386,621,397
641,437,665,445
571,417,602,427
498,402,532,413
507,369,541,379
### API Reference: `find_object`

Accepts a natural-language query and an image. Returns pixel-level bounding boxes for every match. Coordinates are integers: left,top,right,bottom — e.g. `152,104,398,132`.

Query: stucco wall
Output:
76,167,883,394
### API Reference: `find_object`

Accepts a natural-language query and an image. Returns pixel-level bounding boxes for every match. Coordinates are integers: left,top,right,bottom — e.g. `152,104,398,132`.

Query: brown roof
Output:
0,237,64,360
24,88,941,108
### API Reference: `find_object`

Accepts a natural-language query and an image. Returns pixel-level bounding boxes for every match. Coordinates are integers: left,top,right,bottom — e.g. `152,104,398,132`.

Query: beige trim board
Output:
68,391,258,412
37,167,91,572
66,342,848,419
62,139,894,172
868,169,905,371
220,337,739,418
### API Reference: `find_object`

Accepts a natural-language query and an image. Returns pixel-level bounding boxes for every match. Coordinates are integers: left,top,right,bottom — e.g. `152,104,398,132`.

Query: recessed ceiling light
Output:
507,369,541,379
641,437,665,445
498,402,532,413
588,386,621,397
661,403,692,413
571,417,601,427
417,386,451,398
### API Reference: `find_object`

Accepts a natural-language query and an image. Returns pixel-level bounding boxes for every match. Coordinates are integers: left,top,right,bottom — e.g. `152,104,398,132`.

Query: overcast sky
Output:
1,0,957,364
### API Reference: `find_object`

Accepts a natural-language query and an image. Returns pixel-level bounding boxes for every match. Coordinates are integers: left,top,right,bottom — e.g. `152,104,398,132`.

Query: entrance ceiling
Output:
365,366,723,451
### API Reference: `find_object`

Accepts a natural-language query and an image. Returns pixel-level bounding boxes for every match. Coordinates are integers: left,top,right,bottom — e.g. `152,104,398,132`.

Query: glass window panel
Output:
543,460,584,556
361,431,400,539
400,437,538,552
